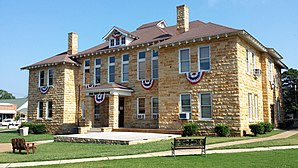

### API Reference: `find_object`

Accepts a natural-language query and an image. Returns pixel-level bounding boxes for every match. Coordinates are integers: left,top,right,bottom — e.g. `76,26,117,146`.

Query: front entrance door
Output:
118,98,124,127
270,104,275,124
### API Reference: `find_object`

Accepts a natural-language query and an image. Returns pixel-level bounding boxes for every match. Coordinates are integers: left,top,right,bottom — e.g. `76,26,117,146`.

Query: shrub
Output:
261,122,274,133
215,124,230,137
249,124,264,136
183,123,198,136
21,122,46,134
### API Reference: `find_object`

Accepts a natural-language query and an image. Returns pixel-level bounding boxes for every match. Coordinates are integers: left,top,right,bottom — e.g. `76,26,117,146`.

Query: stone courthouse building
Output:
22,5,287,136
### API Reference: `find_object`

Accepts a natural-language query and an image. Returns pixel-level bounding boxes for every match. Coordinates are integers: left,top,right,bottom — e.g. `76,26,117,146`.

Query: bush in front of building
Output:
182,122,198,136
215,124,231,137
21,122,46,134
249,123,265,136
260,122,274,133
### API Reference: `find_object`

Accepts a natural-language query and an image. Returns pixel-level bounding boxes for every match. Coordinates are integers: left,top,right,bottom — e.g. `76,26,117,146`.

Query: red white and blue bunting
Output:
85,84,95,89
185,72,204,84
270,81,275,90
39,86,49,94
94,93,105,105
112,31,122,38
141,80,154,90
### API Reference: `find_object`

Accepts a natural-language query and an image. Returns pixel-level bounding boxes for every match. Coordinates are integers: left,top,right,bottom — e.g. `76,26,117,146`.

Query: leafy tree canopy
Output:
0,89,15,99
282,68,298,117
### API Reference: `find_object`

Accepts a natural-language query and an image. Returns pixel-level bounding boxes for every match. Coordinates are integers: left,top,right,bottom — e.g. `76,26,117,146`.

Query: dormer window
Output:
103,26,139,48
110,39,115,46
116,38,120,45
121,37,126,45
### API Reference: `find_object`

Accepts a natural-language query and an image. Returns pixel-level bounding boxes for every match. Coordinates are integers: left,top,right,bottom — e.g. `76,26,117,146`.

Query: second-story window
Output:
39,70,45,87
122,54,129,82
246,49,251,74
110,39,115,47
94,58,101,85
116,38,120,45
198,46,210,71
179,48,190,73
48,69,54,86
121,36,126,45
83,59,90,85
138,51,146,80
108,56,115,83
151,50,158,79
268,59,273,81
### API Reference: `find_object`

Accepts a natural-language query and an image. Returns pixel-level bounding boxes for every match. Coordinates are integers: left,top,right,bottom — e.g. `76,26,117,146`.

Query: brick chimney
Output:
67,32,78,55
176,5,189,34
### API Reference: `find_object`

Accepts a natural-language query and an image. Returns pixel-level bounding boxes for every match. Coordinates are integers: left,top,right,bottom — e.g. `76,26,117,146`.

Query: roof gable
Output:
102,26,139,41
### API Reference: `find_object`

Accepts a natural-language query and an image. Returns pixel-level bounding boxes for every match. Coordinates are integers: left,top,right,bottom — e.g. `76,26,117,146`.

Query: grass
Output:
25,149,298,168
214,131,298,150
0,130,282,163
0,130,54,143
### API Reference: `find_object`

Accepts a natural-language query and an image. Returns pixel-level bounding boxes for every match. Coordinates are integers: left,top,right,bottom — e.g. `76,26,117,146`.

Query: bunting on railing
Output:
39,86,49,94
94,93,105,105
141,80,154,90
85,84,95,89
270,81,275,90
112,31,122,38
185,72,204,84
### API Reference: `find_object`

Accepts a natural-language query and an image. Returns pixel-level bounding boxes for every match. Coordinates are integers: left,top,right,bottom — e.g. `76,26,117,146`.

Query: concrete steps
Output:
87,127,112,133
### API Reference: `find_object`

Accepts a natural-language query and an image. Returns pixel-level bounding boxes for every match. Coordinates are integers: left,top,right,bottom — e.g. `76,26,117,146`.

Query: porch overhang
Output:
84,83,134,96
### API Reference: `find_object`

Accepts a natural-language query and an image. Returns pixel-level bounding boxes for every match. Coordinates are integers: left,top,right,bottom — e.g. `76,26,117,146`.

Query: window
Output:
39,70,45,87
108,56,115,83
121,36,126,45
248,93,253,120
151,97,158,119
110,39,115,46
37,101,43,118
83,59,90,85
46,101,53,119
138,51,146,80
94,58,101,85
137,97,145,119
246,49,251,74
122,54,129,82
151,50,158,79
94,104,100,120
180,94,191,113
82,101,85,119
116,38,120,45
252,52,256,70
179,48,190,73
199,93,212,119
198,46,210,71
254,95,258,119
48,69,54,86
268,59,273,81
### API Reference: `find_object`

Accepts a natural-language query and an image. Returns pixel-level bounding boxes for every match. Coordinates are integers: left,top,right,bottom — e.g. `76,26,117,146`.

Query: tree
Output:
0,89,15,99
282,68,298,117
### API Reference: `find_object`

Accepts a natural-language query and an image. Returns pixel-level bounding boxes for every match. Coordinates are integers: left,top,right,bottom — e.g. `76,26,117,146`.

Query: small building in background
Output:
0,98,28,121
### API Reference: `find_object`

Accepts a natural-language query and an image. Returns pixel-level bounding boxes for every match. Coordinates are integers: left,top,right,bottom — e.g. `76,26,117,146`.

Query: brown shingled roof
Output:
21,52,78,70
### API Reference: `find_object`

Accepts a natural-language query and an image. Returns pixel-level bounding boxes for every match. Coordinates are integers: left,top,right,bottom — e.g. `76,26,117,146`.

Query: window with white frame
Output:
94,58,101,85
116,38,120,45
252,52,256,70
199,93,212,119
122,54,129,82
246,49,251,74
254,95,258,119
198,46,210,71
37,101,43,118
81,101,85,119
110,39,115,47
179,48,190,73
275,67,279,86
108,56,115,83
151,50,158,79
39,70,45,87
180,94,191,114
46,101,53,119
48,69,54,86
121,36,126,45
137,97,145,119
94,104,100,120
83,59,90,85
138,51,146,80
151,97,158,119
268,59,273,81
248,93,253,120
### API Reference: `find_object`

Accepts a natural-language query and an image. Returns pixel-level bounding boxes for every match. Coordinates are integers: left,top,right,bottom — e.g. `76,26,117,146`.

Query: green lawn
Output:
215,131,298,150
0,130,282,163
0,130,54,143
25,149,298,168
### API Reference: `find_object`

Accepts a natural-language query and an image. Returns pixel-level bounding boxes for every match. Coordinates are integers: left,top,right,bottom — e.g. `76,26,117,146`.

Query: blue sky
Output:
0,0,297,98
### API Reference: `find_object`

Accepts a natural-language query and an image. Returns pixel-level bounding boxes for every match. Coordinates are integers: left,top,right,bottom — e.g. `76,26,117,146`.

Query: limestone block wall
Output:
158,36,242,135
236,37,264,134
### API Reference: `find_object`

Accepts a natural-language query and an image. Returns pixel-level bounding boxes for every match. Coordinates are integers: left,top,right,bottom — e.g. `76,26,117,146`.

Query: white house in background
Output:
0,98,28,121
